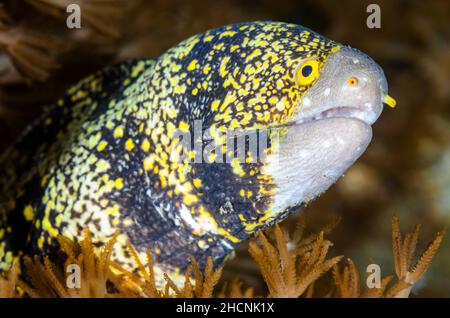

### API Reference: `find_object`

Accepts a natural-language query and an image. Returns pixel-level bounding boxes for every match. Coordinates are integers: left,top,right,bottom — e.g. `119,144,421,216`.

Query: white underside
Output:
264,117,372,214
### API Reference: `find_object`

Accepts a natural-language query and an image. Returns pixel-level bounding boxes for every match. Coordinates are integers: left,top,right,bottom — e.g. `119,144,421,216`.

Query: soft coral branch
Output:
249,224,343,298
385,216,446,297
0,215,444,298
331,216,445,298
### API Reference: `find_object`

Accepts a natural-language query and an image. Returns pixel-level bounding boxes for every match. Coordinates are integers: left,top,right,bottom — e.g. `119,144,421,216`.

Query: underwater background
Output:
0,0,449,297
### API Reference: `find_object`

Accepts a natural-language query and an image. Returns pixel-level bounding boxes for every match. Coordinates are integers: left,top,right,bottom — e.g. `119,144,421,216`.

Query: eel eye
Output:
296,59,320,86
346,76,359,87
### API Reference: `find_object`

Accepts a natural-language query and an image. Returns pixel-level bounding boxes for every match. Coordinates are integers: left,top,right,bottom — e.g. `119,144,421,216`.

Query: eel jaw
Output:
292,106,374,127
263,116,373,219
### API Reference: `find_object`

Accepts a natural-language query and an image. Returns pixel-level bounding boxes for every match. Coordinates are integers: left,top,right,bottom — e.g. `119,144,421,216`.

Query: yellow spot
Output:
229,119,240,129
179,121,190,132
331,46,341,53
106,204,120,216
143,156,153,171
166,107,178,119
174,85,186,94
183,194,198,206
38,236,44,249
97,141,108,152
114,126,124,138
220,56,230,77
160,175,167,188
106,120,114,130
204,35,214,42
246,48,261,62
231,158,245,176
114,178,124,190
193,178,202,189
192,88,199,95
220,31,237,38
218,228,240,243
230,45,239,52
240,189,245,197
269,96,278,104
203,65,211,74
41,174,50,187
23,205,35,221
214,43,224,50
187,59,198,71
42,218,58,237
88,133,101,149
123,218,133,227
141,138,150,152
125,138,134,151
211,100,220,112
97,160,110,172
207,153,216,163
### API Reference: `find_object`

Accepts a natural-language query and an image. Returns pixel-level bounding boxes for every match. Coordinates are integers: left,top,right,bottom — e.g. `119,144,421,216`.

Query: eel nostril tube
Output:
383,94,397,108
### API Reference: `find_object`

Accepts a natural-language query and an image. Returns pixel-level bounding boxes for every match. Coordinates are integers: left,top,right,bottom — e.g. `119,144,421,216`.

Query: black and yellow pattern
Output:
0,22,340,281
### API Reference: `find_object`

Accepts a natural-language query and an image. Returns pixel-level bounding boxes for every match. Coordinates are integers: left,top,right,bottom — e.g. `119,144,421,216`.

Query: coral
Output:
19,229,120,297
331,216,446,298
112,243,223,298
0,262,20,298
248,225,342,298
5,229,224,298
385,216,446,297
0,4,61,83
218,278,256,298
27,0,137,38
0,0,141,84
0,214,441,298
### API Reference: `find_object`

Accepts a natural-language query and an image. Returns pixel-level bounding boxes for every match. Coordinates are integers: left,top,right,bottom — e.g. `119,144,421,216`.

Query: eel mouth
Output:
287,106,374,127
286,94,395,128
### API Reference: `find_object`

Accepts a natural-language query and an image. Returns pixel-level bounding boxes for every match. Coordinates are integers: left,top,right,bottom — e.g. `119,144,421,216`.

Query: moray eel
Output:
0,22,395,284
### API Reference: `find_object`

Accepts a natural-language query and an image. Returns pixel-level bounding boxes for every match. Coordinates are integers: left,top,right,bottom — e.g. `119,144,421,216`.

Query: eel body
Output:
0,21,393,283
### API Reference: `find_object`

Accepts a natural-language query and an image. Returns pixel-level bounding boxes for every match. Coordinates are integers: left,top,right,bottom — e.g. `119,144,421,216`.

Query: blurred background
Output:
0,0,449,297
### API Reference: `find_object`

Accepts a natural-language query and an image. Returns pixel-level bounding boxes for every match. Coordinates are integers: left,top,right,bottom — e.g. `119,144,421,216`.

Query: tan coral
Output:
19,229,120,297
331,216,446,298
0,262,20,298
249,224,343,298
0,215,444,298
385,216,446,298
